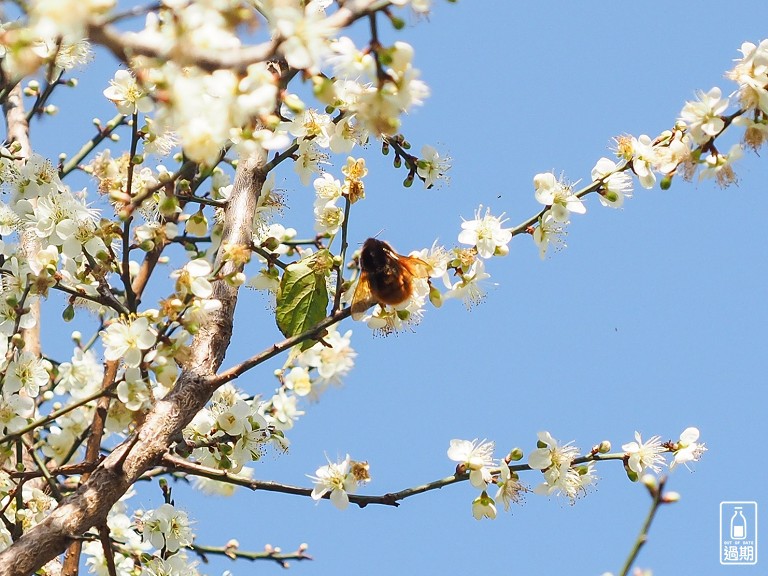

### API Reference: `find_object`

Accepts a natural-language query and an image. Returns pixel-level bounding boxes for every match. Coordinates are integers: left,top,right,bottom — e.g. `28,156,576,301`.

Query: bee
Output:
351,238,432,320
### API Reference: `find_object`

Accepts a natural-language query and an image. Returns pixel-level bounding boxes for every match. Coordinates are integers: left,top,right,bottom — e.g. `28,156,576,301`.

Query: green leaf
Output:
275,250,331,349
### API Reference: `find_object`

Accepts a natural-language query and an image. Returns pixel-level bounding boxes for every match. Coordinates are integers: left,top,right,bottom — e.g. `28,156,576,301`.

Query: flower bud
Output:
507,448,524,462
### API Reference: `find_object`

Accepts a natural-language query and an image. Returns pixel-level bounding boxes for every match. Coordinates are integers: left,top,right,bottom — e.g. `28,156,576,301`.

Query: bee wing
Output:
400,255,432,279
350,272,377,320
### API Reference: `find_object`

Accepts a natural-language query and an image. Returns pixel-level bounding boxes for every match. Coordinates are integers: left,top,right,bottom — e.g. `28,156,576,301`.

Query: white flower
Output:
182,298,222,329
591,157,633,208
294,139,329,185
233,417,272,466
103,70,153,115
284,366,312,397
471,491,497,520
308,454,358,510
0,392,34,432
330,116,368,153
533,172,585,221
410,242,449,279
4,351,50,397
528,431,575,470
83,542,135,576
101,316,157,368
116,370,152,412
284,109,333,148
313,172,342,204
532,210,566,260
457,205,511,258
141,503,194,553
235,63,279,121
670,427,707,470
193,467,254,497
28,244,59,276
141,554,199,576
495,465,526,511
416,145,451,188
24,188,100,257
170,258,213,299
629,134,658,189
727,40,768,114
298,328,356,384
269,389,305,430
0,525,11,553
679,87,729,145
699,143,743,187
442,258,491,309
653,129,692,175
55,347,103,399
40,425,76,464
272,3,334,71
622,431,666,477
447,439,496,489
214,396,251,437
328,36,376,78
14,154,62,199
0,202,21,235
313,201,344,235
0,299,36,337
30,0,115,40
528,431,593,502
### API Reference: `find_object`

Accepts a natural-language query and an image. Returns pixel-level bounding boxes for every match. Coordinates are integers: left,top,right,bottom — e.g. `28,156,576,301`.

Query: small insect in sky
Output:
350,238,432,320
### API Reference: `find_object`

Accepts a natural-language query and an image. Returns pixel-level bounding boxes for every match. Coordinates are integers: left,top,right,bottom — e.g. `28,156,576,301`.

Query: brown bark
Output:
2,84,41,358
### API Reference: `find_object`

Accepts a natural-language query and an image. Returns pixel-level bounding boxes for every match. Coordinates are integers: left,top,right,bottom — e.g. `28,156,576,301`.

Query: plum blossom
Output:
308,454,361,510
103,69,153,115
622,431,666,477
533,172,585,222
141,503,194,553
679,87,729,145
447,438,496,489
101,316,157,368
591,157,633,208
670,427,707,470
458,205,511,258
416,145,451,188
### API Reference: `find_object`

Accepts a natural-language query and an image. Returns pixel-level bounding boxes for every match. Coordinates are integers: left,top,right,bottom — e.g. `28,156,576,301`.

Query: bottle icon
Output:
731,506,747,540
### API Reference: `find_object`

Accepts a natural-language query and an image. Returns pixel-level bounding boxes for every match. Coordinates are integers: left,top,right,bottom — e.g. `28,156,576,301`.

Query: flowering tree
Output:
0,1,762,574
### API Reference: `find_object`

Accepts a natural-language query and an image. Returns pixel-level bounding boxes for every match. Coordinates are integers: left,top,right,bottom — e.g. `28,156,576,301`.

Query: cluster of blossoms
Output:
182,383,289,483
311,156,367,236
277,326,356,403
438,428,706,520
531,39,768,259
82,0,433,171
0,473,56,548
447,438,527,519
82,491,201,576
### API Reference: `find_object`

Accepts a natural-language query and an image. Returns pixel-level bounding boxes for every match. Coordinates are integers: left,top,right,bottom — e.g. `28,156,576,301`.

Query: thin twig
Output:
59,114,127,178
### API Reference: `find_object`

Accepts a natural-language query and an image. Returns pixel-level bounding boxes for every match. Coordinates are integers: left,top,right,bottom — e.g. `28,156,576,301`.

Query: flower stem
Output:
618,477,667,576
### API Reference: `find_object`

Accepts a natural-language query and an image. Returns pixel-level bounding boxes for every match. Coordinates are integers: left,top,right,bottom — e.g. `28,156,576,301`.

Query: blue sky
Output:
28,1,768,574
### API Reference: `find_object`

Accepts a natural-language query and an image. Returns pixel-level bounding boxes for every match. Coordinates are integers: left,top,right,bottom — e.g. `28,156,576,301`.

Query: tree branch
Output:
0,147,268,576
86,0,392,72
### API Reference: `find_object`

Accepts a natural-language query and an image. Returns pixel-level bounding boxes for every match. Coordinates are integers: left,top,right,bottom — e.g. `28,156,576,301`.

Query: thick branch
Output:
87,0,391,72
3,84,41,357
0,150,267,575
